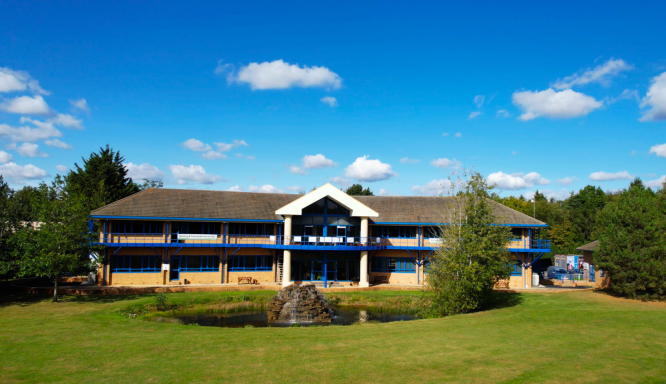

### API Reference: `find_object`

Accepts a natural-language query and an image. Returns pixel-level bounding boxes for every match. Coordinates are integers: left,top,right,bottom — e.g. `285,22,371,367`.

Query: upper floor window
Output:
302,198,349,216
228,223,272,236
112,220,163,234
371,226,417,238
422,226,442,239
511,228,523,240
173,222,220,235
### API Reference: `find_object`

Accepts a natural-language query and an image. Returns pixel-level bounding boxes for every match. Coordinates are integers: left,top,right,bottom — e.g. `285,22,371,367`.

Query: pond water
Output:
175,307,417,328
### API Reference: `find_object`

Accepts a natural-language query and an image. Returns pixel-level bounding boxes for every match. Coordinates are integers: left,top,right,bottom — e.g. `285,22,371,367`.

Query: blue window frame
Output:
371,257,416,273
228,223,271,236
173,222,220,235
371,226,417,238
511,228,523,241
112,255,161,273
422,226,442,239
180,255,220,272
229,255,273,271
509,261,522,276
112,221,164,234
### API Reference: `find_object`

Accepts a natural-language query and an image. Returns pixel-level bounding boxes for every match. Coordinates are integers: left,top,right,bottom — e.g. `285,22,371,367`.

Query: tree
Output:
66,145,140,212
596,179,666,300
13,177,101,302
425,170,512,316
10,186,41,222
345,184,374,196
138,179,164,190
0,176,18,280
564,185,606,245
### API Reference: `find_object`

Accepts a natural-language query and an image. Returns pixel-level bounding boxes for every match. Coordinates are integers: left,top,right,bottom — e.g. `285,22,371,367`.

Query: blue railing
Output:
531,239,551,249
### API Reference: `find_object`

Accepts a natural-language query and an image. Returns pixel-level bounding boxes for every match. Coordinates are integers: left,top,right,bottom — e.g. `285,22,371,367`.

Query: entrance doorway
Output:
291,251,360,282
169,257,180,281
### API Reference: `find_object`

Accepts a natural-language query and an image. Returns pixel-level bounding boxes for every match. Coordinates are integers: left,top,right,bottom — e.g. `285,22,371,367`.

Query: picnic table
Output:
238,277,253,285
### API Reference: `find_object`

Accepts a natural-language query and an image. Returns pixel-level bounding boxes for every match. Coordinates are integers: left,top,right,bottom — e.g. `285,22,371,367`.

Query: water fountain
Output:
267,284,333,323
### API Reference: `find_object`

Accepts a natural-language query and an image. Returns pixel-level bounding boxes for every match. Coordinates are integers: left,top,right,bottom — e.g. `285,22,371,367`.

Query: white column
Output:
284,215,292,245
359,217,369,287
282,215,292,286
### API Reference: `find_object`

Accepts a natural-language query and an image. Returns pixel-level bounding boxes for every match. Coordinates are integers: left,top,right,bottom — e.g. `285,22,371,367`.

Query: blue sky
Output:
1,0,665,198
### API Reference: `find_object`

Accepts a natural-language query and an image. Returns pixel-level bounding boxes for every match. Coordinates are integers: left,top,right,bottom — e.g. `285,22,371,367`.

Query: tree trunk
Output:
53,279,58,302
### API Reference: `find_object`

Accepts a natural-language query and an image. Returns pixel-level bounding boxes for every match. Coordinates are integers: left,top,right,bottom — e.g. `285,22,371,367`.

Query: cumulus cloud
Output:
378,188,389,196
286,186,303,192
411,179,453,195
556,176,579,186
0,95,51,115
321,96,338,107
487,171,551,190
0,162,48,182
168,164,222,184
69,98,90,113
125,162,166,181
645,175,666,189
328,176,353,188
589,171,633,181
181,138,212,152
512,88,602,120
552,59,633,90
608,89,640,104
468,111,481,119
249,184,281,193
303,154,336,169
202,151,227,160
16,143,47,158
649,142,666,158
497,109,510,118
230,60,342,90
228,185,243,192
639,72,666,122
400,157,419,164
0,67,49,95
288,165,307,175
214,140,248,152
49,113,83,130
524,189,571,201
0,151,12,163
55,164,68,172
44,139,73,149
343,155,397,182
430,158,461,169
0,118,62,142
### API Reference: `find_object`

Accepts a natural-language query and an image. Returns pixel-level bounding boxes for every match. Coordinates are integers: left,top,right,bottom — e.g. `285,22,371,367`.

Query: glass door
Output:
169,257,180,281
326,261,337,281
312,260,323,281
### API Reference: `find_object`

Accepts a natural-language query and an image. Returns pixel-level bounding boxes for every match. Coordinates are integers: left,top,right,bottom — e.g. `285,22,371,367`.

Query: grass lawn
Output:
1,290,666,383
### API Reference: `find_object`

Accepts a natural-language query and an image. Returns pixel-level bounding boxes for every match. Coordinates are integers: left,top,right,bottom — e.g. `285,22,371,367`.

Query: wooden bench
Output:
238,277,253,285
373,276,389,285
494,280,510,289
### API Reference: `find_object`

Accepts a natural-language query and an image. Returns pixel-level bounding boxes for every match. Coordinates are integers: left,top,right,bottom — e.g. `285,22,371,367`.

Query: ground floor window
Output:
181,255,220,272
290,251,360,281
229,255,273,271
371,257,415,273
509,261,522,276
112,255,161,273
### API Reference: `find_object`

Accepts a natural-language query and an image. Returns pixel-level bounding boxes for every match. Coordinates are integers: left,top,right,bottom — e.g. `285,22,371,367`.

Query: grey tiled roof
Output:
576,240,599,252
91,188,546,226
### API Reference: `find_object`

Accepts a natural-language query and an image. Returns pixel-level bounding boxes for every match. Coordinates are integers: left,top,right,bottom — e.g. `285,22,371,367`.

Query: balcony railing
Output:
531,239,551,249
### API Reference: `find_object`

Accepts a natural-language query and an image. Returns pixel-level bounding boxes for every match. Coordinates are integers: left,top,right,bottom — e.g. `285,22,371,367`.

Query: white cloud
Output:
430,158,461,169
343,155,397,182
645,175,666,189
214,140,248,152
0,162,48,182
589,171,633,181
45,139,73,149
639,72,666,122
321,96,338,107
0,95,51,115
378,188,389,196
649,142,666,158
328,176,353,188
181,138,212,152
202,151,227,160
69,98,90,113
286,186,303,192
0,151,12,163
442,133,449,137
556,176,578,186
468,111,481,119
303,154,336,169
168,164,222,184
125,162,166,181
6,118,62,142
487,171,551,190
0,67,49,95
455,132,462,138
16,143,47,158
228,185,243,192
552,59,633,90
49,113,83,130
289,165,307,175
608,89,640,104
496,109,510,118
55,164,68,173
249,184,281,193
524,189,571,201
474,95,485,108
411,179,453,195
512,88,602,120
231,60,342,90
400,157,419,164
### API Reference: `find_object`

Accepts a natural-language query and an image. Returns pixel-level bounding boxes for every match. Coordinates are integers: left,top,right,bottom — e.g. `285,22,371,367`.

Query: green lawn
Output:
1,290,666,383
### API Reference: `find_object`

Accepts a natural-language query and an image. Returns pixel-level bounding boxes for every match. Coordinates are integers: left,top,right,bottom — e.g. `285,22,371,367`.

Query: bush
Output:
155,293,169,311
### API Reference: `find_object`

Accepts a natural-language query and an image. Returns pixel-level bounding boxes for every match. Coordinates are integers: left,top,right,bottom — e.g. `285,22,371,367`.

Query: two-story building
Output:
91,184,550,289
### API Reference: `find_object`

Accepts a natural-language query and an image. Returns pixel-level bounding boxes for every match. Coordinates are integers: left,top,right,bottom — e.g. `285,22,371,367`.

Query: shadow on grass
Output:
485,292,525,311
0,292,147,307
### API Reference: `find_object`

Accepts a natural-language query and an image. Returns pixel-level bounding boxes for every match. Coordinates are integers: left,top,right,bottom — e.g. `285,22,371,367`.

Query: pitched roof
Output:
91,188,546,226
576,240,599,252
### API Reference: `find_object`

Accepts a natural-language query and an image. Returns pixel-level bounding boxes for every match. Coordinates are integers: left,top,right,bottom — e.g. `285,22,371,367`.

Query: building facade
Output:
91,184,550,288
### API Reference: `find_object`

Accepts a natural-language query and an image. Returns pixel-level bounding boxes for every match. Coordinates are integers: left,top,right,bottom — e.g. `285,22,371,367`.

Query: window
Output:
228,223,271,236
181,255,220,272
371,226,417,238
422,226,442,239
112,221,164,234
229,255,273,271
371,257,416,273
511,228,523,240
112,255,161,273
173,222,220,235
509,261,522,276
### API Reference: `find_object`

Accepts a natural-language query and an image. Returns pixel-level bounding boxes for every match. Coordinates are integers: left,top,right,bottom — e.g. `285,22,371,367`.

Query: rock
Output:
267,284,333,323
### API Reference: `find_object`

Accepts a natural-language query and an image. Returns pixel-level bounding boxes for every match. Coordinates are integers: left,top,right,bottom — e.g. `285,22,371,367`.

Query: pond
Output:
175,306,417,328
